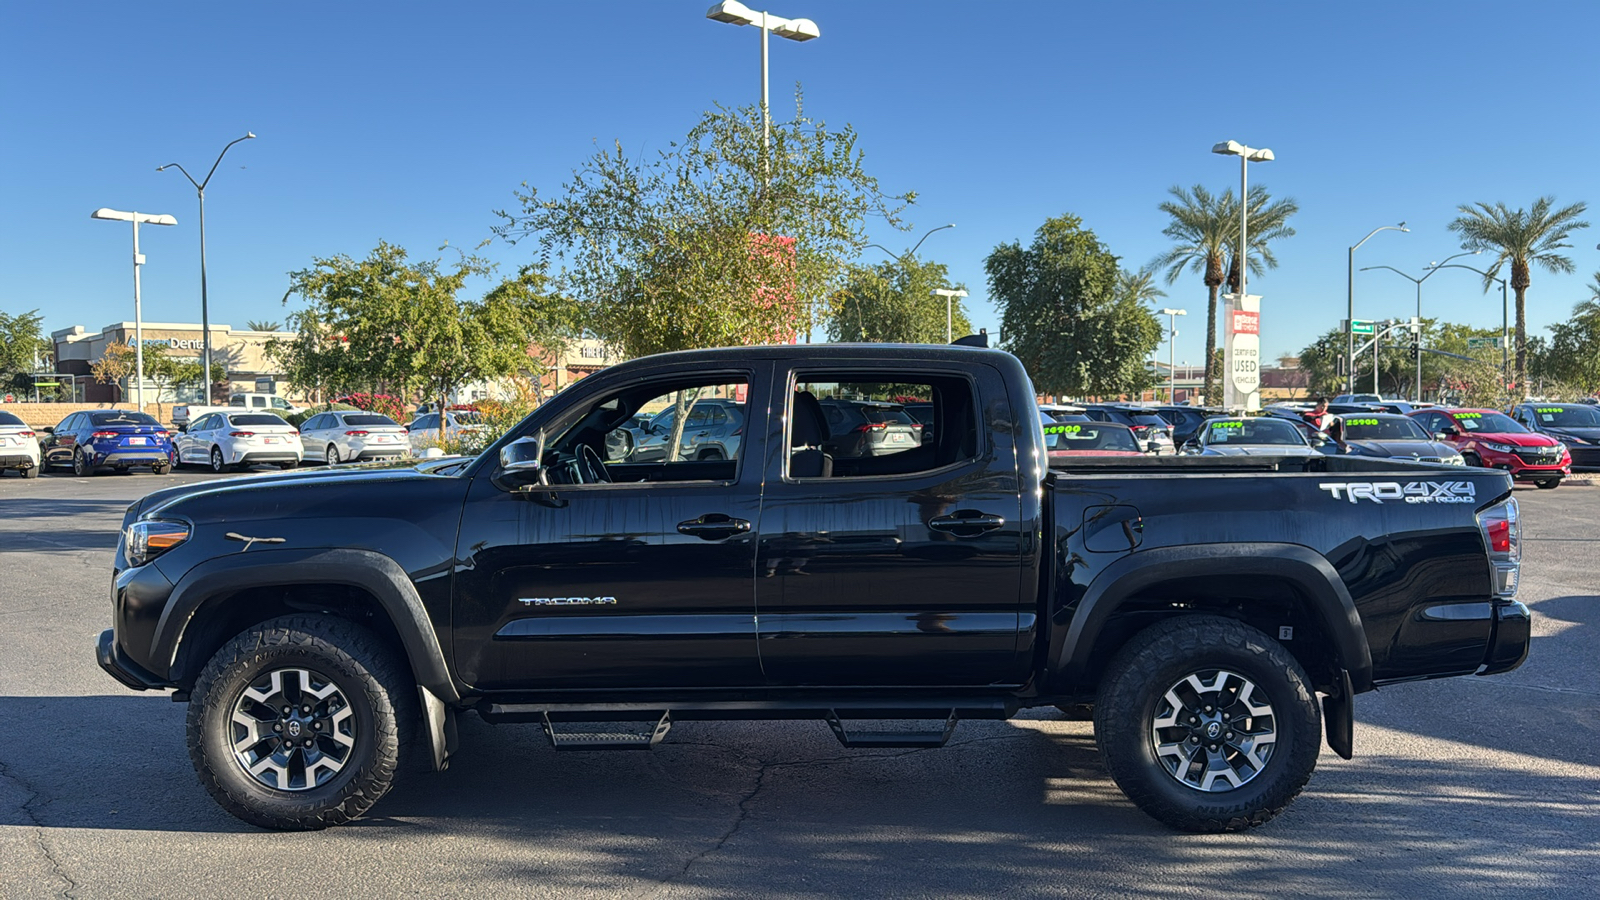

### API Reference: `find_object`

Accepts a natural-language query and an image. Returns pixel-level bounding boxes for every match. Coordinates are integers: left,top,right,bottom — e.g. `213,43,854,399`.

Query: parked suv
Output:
628,398,746,462
1152,405,1223,447
1508,402,1600,472
1409,407,1570,488
817,399,923,457
1082,404,1175,454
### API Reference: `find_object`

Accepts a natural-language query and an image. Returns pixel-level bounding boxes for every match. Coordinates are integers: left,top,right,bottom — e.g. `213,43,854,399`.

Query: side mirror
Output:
1434,432,1451,442
40,426,53,435
1440,426,1459,437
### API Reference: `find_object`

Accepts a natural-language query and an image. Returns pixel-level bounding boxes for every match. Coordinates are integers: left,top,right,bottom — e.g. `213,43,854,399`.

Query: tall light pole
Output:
705,1,819,163
91,209,178,410
1426,262,1511,386
933,289,968,343
1362,250,1479,400
158,132,255,402
1212,140,1273,410
1158,308,1187,403
1347,222,1408,393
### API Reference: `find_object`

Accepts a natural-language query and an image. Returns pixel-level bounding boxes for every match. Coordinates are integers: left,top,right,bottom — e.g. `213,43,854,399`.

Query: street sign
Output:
1467,337,1503,349
1349,319,1375,335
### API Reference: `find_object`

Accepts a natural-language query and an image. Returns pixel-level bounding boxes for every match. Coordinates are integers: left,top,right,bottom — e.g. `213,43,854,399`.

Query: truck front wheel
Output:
186,615,415,830
1094,615,1321,833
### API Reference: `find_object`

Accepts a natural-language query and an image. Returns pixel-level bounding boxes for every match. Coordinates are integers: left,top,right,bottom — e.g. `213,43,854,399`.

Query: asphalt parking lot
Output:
1,469,1596,899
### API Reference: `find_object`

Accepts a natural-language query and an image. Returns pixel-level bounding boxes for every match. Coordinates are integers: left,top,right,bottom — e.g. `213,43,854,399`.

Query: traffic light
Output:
1409,338,1420,360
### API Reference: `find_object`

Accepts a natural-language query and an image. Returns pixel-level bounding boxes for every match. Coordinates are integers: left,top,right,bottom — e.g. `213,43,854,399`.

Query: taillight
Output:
92,431,119,438
155,431,169,438
1477,497,1520,598
19,431,35,438
853,423,888,433
230,431,255,437
345,430,369,436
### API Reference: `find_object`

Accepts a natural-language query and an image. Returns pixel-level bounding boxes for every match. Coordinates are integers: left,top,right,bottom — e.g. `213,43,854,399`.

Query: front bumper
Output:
1563,444,1600,472
96,628,167,691
1479,601,1531,676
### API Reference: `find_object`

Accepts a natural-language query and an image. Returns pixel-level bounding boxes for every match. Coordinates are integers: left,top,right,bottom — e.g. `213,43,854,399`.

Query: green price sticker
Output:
1043,424,1082,435
1457,413,1482,418
1213,421,1244,429
1536,407,1563,414
1345,418,1379,426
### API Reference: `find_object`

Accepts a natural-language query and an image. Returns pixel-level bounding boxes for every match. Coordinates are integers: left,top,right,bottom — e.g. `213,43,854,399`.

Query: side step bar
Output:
825,709,959,749
541,711,673,750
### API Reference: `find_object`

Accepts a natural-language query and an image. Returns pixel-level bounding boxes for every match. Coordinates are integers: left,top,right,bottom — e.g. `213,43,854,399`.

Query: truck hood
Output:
1466,432,1561,448
133,457,472,519
1544,426,1600,444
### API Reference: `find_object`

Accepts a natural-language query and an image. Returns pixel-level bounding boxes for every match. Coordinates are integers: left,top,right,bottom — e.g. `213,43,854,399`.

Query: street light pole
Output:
932,289,968,343
1424,262,1511,387
1212,140,1273,410
158,132,255,402
705,2,819,163
1347,223,1408,393
1158,308,1188,402
1362,250,1479,400
91,209,178,410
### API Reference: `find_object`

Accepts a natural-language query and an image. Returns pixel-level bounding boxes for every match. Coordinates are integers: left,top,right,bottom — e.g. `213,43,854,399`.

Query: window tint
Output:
250,396,268,408
790,374,975,478
230,414,286,426
0,411,23,427
416,414,439,430
1532,405,1600,427
272,397,292,409
588,379,747,474
90,411,158,426
345,414,398,427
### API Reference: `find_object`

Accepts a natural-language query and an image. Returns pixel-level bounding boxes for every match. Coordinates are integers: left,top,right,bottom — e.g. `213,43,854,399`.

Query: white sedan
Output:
0,410,41,478
300,411,409,464
176,412,303,472
407,410,488,454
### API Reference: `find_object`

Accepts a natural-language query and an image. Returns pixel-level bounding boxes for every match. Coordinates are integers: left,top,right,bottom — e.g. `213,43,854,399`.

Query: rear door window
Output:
789,374,976,477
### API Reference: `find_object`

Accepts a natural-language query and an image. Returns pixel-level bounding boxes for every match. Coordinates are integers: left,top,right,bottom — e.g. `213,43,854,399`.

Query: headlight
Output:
1445,454,1466,465
1559,435,1590,446
1481,441,1514,453
125,519,190,567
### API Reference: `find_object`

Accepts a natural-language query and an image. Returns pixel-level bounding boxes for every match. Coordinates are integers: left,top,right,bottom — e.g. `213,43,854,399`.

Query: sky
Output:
4,1,1599,371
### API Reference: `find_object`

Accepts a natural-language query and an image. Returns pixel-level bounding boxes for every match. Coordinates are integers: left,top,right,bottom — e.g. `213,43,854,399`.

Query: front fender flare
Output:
1054,542,1374,693
154,547,459,703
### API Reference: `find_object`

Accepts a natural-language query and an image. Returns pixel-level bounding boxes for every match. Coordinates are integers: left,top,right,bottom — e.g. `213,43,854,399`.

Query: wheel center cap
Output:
286,720,303,738
1205,721,1222,739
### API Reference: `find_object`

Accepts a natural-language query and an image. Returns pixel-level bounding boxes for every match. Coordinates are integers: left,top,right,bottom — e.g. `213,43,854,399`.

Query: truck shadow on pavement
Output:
3,696,1597,898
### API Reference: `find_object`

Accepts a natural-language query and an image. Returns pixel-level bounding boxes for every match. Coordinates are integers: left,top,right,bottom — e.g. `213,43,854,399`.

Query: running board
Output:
825,709,959,749
541,711,673,750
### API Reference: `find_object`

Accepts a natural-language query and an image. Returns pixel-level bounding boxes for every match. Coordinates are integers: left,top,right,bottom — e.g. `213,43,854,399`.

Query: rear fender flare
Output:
154,547,458,702
1054,543,1373,692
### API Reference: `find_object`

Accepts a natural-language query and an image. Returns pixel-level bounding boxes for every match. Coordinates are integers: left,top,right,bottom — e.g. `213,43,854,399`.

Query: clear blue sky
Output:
4,1,1598,369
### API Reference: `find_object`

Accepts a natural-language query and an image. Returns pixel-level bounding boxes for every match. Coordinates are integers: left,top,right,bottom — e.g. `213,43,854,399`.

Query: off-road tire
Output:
1094,615,1321,833
186,615,416,830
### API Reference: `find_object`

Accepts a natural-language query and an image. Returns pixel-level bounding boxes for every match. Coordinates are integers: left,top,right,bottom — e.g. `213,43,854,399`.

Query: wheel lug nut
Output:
312,721,321,730
1204,705,1213,713
302,706,311,714
1226,731,1234,739
273,723,282,732
1209,744,1218,751
1190,736,1199,744
1223,713,1231,721
282,706,291,714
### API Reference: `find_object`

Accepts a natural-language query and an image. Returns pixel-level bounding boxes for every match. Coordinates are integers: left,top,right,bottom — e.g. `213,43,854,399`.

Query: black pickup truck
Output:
97,344,1531,832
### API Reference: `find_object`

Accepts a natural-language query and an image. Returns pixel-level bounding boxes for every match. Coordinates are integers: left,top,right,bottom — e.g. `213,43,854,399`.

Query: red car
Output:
1408,407,1570,489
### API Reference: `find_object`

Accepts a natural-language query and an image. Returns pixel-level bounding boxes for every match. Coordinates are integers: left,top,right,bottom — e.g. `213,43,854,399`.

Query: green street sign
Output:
1467,337,1503,349
1349,319,1375,335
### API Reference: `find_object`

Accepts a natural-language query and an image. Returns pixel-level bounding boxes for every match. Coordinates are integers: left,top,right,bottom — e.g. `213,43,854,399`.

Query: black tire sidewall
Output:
188,617,407,830
1095,616,1321,832
210,447,225,473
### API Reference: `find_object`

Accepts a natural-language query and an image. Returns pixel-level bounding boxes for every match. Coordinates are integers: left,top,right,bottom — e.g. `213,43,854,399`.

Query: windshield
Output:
89,412,159,426
230,414,287,426
1044,423,1140,452
1127,413,1168,429
1340,416,1430,441
1204,418,1306,446
1453,412,1526,433
1530,405,1600,427
345,414,399,427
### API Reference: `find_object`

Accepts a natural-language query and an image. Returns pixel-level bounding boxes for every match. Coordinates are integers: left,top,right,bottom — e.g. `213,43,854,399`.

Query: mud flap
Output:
419,685,458,771
1322,668,1354,760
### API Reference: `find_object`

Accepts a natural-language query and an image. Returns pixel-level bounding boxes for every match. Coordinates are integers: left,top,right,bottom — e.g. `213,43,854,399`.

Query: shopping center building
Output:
51,322,295,404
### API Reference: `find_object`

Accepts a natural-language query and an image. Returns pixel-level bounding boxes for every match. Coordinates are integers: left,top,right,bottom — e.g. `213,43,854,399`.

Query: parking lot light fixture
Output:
932,288,968,343
158,131,256,402
1212,140,1273,409
1158,308,1187,403
91,208,179,410
704,2,819,159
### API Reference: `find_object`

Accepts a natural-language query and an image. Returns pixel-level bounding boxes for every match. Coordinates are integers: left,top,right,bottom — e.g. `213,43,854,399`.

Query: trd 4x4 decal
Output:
1317,481,1477,504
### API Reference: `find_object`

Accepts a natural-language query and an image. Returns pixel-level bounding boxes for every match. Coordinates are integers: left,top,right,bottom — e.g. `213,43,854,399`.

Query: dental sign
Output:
143,338,205,350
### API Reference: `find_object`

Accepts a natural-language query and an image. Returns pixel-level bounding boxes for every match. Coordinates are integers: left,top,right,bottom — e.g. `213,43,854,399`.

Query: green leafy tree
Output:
91,341,136,406
1541,282,1600,395
1152,186,1233,405
144,354,202,423
1223,186,1299,295
0,308,50,394
1447,196,1590,394
826,256,970,343
270,242,577,416
495,97,912,357
986,214,1161,397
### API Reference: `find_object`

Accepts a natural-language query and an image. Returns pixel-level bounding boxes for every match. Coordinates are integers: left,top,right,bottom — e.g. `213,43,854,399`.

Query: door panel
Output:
754,365,1028,687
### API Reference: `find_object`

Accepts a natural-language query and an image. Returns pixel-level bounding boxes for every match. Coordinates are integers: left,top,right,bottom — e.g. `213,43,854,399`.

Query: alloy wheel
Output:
1150,668,1278,792
229,667,356,792
211,447,225,473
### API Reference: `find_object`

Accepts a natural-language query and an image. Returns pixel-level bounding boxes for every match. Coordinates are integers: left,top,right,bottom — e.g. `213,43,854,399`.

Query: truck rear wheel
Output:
1094,615,1321,833
186,615,415,830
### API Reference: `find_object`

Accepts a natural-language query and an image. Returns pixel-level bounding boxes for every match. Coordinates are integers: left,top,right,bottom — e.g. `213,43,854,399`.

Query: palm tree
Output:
1152,186,1234,404
1447,197,1590,394
246,320,282,332
1118,264,1168,306
1223,185,1299,295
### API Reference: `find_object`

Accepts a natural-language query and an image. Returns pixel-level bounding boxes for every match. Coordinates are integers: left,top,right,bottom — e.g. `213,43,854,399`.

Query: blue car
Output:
40,409,174,476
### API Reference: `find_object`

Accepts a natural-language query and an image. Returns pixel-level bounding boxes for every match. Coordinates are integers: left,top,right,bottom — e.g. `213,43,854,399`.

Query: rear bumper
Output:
233,450,302,464
1479,601,1531,676
0,452,37,468
354,447,407,461
97,629,167,691
94,449,169,467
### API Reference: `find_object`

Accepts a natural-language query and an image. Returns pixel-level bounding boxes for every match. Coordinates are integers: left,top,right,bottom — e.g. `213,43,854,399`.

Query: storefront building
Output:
52,322,297,404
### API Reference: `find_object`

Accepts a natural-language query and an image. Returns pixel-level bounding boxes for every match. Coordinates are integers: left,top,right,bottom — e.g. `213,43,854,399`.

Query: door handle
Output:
927,511,1006,536
677,514,752,540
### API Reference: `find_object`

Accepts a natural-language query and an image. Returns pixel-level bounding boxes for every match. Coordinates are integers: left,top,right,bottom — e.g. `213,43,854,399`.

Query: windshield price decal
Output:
1536,407,1564,414
1213,421,1244,429
1456,413,1482,418
1345,418,1379,426
1318,481,1477,504
1043,424,1082,435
